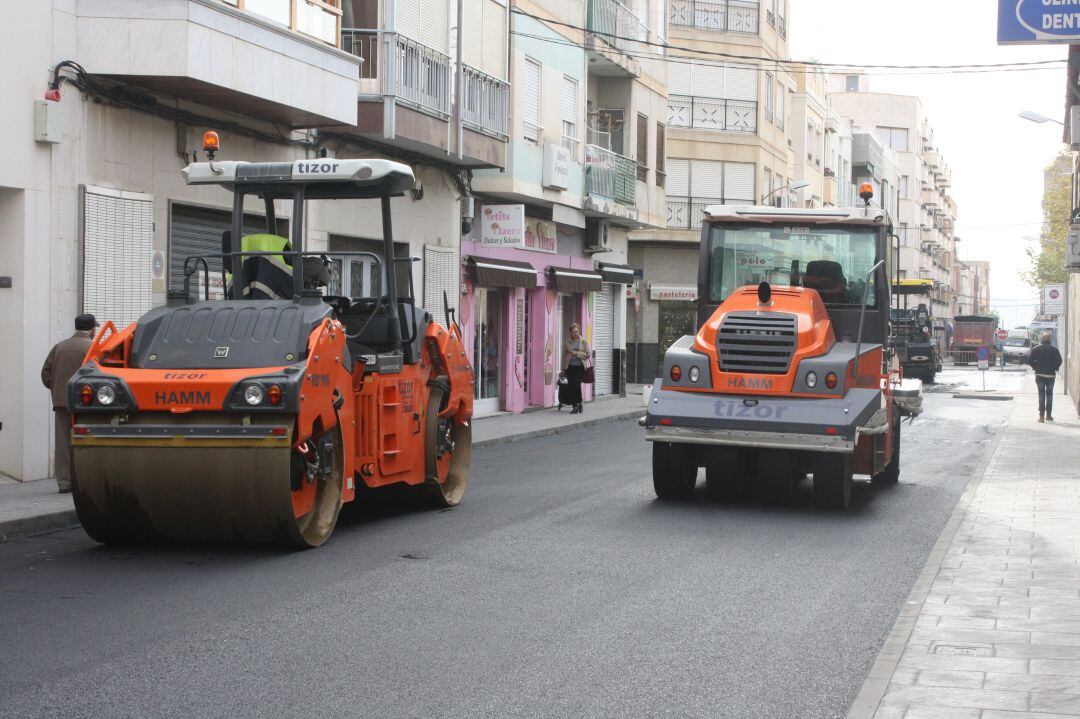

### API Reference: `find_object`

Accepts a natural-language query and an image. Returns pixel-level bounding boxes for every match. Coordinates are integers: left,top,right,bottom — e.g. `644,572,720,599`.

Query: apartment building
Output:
468,0,666,414
0,0,510,481
830,81,960,345
627,0,792,382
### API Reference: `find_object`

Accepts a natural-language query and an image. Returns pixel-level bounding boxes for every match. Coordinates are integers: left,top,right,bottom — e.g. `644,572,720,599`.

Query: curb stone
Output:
473,409,642,448
845,394,1014,719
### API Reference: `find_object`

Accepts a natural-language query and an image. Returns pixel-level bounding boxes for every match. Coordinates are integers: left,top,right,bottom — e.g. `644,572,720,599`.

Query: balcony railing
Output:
341,29,451,118
222,0,342,46
588,0,651,57
667,95,757,133
667,196,752,229
462,65,509,139
669,0,759,34
585,144,637,206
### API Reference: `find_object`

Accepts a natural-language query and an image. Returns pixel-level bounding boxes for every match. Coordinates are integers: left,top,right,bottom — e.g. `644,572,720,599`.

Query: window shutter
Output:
691,160,724,199
562,76,577,125
396,0,422,45
655,122,665,186
83,186,154,328
724,66,756,102
636,112,649,180
723,162,755,203
668,61,692,96
692,62,725,98
522,58,541,136
423,245,458,327
666,158,690,196
420,0,449,54
462,0,484,69
482,0,506,79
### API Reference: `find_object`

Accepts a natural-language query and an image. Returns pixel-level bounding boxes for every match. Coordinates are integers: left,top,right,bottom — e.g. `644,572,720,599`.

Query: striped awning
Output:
548,267,602,293
597,262,635,284
466,256,538,289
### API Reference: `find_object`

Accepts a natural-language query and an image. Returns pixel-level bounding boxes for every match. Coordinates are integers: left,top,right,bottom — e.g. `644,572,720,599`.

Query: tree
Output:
1022,152,1072,288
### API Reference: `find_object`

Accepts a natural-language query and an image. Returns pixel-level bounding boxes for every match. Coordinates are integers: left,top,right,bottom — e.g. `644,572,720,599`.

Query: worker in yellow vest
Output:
223,231,294,300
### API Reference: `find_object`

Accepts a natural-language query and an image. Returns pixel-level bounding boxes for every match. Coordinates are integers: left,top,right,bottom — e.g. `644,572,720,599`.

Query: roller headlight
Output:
689,366,700,383
805,371,818,389
244,384,265,406
96,383,117,406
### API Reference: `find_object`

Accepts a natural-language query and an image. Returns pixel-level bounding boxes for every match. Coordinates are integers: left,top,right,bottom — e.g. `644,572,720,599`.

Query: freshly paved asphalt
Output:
0,380,1010,719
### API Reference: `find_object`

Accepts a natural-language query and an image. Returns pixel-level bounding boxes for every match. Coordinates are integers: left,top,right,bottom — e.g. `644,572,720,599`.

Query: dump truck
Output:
642,187,921,509
950,315,998,365
68,139,473,547
891,279,942,383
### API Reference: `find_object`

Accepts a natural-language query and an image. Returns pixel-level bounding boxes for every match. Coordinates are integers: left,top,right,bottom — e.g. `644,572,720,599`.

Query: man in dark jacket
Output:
1027,332,1063,422
40,314,96,492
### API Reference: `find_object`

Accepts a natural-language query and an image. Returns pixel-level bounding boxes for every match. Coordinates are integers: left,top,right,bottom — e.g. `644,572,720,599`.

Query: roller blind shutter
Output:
168,205,285,296
725,66,758,102
668,61,692,96
562,76,577,126
482,0,506,79
691,160,725,198
82,186,153,328
420,0,448,54
423,245,458,327
462,0,484,70
522,58,541,130
692,63,725,98
396,0,421,44
666,158,690,196
724,162,755,203
593,284,616,396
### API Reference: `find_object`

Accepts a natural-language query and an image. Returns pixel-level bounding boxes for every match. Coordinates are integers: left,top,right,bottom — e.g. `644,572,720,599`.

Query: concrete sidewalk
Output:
850,377,1080,718
0,388,645,542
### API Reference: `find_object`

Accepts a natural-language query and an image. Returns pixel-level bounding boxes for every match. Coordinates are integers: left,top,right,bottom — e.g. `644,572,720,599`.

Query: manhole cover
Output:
931,645,992,657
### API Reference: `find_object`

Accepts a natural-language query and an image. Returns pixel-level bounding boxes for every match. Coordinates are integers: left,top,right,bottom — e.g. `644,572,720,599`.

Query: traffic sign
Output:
1044,283,1065,315
996,329,1009,341
976,346,990,361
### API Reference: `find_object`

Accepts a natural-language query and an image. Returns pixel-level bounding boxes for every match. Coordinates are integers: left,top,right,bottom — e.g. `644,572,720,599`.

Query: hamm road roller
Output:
68,150,473,547
643,185,921,509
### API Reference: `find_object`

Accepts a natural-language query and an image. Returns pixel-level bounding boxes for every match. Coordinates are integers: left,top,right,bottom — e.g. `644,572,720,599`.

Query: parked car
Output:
1002,337,1032,364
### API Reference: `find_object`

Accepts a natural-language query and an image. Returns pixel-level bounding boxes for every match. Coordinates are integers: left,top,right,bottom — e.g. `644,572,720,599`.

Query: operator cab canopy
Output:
181,158,416,198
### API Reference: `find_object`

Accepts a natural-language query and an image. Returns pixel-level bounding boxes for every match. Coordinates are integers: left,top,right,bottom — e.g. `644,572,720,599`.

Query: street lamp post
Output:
1018,110,1065,126
761,180,810,206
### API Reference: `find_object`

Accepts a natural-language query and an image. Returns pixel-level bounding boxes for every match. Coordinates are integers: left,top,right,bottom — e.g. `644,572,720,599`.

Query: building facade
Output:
627,0,792,382
0,0,510,481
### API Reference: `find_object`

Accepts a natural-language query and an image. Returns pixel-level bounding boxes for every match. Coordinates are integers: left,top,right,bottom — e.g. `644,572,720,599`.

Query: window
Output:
762,167,772,204
665,159,756,228
900,175,910,199
655,122,666,188
636,113,649,182
776,80,785,130
764,72,774,122
666,61,758,134
84,186,153,327
562,76,578,157
767,0,776,26
875,126,909,152
845,74,859,92
706,224,879,305
522,58,541,143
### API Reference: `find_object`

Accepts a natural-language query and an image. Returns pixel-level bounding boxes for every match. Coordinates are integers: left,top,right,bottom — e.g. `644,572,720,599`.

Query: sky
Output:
790,1,1068,329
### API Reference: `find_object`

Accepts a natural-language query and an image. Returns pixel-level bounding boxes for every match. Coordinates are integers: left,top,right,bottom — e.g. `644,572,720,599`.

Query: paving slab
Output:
849,377,1080,718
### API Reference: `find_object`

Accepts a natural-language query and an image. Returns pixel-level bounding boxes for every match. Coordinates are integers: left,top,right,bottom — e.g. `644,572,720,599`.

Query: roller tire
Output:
813,453,853,510
705,447,753,503
757,450,797,506
423,379,471,507
873,417,901,485
653,442,697,500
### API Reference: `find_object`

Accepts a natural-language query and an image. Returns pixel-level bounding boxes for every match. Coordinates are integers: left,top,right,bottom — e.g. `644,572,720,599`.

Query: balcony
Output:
339,29,506,167
584,144,639,223
670,0,759,34
667,95,757,134
924,149,941,169
75,0,359,126
587,0,649,76
667,196,751,229
921,189,939,208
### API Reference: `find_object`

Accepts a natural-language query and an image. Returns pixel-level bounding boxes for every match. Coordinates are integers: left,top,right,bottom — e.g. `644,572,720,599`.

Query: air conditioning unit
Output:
587,220,612,252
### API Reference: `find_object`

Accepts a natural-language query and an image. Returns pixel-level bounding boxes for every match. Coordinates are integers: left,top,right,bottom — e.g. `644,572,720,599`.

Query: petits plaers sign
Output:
999,0,1080,44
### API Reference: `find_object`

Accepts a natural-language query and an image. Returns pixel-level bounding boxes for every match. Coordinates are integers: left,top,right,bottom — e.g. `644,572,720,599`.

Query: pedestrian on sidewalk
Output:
1026,331,1062,422
40,314,96,493
559,323,590,414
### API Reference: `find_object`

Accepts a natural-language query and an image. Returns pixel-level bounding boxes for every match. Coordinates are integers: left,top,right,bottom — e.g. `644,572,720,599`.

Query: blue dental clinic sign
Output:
999,0,1080,44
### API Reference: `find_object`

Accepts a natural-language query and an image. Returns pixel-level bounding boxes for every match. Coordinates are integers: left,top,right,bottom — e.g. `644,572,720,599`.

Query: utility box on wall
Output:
34,100,62,143
1068,224,1080,270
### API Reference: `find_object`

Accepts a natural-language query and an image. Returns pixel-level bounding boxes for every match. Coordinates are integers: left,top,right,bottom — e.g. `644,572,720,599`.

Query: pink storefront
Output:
459,206,602,417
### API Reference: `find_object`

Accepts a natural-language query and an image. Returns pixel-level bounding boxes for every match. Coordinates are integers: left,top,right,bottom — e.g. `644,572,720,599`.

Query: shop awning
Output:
467,256,538,289
548,267,602,293
597,262,635,284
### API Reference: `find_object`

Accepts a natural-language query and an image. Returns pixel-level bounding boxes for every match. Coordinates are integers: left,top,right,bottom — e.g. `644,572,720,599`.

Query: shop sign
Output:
737,252,776,269
543,142,571,190
524,217,557,253
1044,283,1065,315
481,205,525,247
650,284,698,301
999,0,1080,44
516,298,525,354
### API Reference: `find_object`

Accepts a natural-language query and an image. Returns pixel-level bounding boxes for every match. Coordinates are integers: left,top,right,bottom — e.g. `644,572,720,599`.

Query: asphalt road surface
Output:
0,380,1009,719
